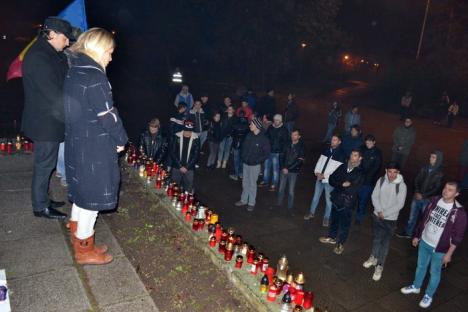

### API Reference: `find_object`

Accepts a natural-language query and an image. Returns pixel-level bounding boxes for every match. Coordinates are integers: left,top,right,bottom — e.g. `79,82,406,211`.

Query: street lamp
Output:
300,42,307,48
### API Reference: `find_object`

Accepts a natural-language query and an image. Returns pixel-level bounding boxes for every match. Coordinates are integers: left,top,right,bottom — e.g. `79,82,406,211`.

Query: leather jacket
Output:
139,130,167,163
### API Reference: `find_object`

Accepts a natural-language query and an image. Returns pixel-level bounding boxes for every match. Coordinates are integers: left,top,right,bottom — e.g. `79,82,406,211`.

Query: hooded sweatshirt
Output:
414,150,444,198
371,174,407,221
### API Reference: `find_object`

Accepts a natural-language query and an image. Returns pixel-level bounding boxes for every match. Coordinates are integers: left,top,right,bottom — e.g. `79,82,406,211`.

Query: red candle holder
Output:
6,143,12,154
302,292,314,310
209,236,217,248
266,267,275,285
294,290,304,306
198,220,205,231
218,240,226,254
224,249,234,261
185,212,191,222
235,255,243,268
261,257,269,273
250,259,259,275
267,285,278,302
192,220,199,231
215,224,222,242
247,248,256,264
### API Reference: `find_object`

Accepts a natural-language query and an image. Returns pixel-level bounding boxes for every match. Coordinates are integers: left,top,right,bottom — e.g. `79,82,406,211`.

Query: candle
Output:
235,255,243,269
215,224,222,242
267,285,278,302
250,259,258,275
209,236,216,247
261,257,269,273
294,290,304,306
302,292,314,310
293,305,304,312
224,242,234,261
247,248,256,264
185,212,191,222
210,214,219,224
266,267,275,285
275,279,284,295
260,274,269,293
218,240,226,254
277,255,289,281
192,220,199,231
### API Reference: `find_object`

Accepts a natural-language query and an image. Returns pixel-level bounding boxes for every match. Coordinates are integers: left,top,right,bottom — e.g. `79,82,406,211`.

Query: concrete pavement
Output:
0,154,158,312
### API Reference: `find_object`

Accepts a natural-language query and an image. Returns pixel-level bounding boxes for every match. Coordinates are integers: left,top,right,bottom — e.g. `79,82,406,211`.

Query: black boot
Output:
34,206,67,219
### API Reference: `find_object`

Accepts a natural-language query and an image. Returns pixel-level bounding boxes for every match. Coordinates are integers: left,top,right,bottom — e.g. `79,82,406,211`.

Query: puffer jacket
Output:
266,124,289,153
414,150,444,199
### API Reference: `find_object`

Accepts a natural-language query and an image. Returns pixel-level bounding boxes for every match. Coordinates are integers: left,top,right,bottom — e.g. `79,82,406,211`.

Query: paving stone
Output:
83,255,149,307
101,295,159,312
94,218,124,257
0,212,62,242
0,233,72,279
0,189,32,215
8,268,91,312
0,171,33,191
431,291,468,312
0,154,33,173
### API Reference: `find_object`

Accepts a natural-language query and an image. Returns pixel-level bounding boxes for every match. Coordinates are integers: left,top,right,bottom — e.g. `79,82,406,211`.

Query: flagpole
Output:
416,0,431,60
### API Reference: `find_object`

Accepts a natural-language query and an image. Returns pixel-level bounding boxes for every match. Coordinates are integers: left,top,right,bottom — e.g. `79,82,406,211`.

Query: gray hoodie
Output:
371,173,407,221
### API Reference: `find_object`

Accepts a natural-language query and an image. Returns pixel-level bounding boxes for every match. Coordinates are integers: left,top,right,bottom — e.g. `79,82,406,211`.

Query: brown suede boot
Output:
73,234,113,265
68,221,108,254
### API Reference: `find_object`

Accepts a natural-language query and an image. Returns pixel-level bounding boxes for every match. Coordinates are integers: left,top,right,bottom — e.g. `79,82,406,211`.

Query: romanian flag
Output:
6,0,88,81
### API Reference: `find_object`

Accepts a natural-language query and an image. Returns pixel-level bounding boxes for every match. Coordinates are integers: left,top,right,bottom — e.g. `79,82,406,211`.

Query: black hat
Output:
184,120,194,131
43,17,74,40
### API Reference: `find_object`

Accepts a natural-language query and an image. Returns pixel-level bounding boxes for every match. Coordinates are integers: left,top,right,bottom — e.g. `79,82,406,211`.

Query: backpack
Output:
379,176,400,194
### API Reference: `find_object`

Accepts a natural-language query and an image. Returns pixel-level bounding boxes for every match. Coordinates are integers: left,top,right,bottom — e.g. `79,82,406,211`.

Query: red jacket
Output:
236,106,253,121
414,196,467,253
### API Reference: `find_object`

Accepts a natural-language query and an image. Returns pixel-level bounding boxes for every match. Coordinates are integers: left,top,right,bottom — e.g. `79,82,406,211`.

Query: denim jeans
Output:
56,142,66,180
240,164,261,206
328,204,353,244
371,215,396,266
323,123,336,143
207,142,219,167
356,184,373,222
263,153,280,187
197,131,208,149
277,172,298,209
171,169,194,193
413,240,445,297
405,198,430,236
308,180,334,220
218,136,233,162
232,148,243,178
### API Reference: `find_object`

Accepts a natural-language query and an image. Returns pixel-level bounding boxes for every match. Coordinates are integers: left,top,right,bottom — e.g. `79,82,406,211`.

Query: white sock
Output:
70,203,80,222
76,206,98,240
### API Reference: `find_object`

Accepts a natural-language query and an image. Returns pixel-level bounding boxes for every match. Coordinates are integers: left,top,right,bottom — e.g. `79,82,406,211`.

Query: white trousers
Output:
71,203,98,240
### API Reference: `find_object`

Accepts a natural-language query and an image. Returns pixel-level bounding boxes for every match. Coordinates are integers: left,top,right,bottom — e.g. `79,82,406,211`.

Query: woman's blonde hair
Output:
71,27,115,68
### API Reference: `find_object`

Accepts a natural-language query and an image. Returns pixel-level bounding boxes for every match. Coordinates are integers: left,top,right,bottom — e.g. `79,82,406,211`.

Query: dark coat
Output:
329,163,364,209
414,166,444,199
64,53,128,211
21,37,69,141
170,131,200,170
207,120,223,143
280,139,305,173
241,131,271,165
267,124,290,154
231,117,250,149
342,134,363,158
284,100,298,123
220,115,236,139
139,130,167,163
361,146,383,185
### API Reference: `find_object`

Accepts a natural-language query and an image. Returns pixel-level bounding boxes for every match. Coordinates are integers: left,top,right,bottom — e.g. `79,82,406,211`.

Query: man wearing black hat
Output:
21,17,75,219
170,120,200,192
235,118,271,212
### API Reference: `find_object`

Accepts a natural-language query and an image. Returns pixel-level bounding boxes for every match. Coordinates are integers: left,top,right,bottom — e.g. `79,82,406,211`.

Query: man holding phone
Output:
401,182,466,309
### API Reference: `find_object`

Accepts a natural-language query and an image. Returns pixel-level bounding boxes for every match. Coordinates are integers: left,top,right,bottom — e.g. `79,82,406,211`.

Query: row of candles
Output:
126,144,316,311
0,135,34,154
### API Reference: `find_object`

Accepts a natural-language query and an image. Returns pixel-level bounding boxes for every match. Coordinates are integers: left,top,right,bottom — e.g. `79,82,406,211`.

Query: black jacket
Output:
280,139,305,173
188,109,208,133
169,111,186,135
329,163,364,209
267,124,290,153
139,130,167,163
414,167,444,199
207,120,222,143
241,131,271,165
284,100,298,122
220,114,236,139
170,132,200,170
232,117,250,149
22,36,69,141
361,146,383,185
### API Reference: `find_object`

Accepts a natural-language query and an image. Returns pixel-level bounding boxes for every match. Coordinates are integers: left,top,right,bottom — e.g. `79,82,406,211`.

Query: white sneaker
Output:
363,255,378,269
372,265,383,281
419,294,433,308
400,285,421,295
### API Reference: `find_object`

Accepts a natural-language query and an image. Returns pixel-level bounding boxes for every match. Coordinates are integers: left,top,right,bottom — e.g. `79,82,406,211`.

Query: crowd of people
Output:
138,82,467,309
20,16,466,311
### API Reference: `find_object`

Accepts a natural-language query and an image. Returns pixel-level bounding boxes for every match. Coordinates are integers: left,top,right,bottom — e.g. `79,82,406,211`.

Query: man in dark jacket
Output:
275,129,305,215
284,93,298,134
397,150,444,238
235,118,271,212
229,112,250,180
391,118,416,170
189,99,208,152
139,118,167,164
319,149,364,255
170,121,200,192
21,17,74,219
260,114,290,191
356,134,382,224
401,182,466,309
256,89,276,122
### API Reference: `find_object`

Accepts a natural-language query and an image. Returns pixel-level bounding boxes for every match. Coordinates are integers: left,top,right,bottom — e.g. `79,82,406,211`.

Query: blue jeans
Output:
263,153,280,187
405,198,430,236
217,136,232,162
356,184,373,222
308,180,334,220
233,148,243,178
413,240,445,297
328,204,353,244
197,131,207,149
277,172,298,209
56,142,66,180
